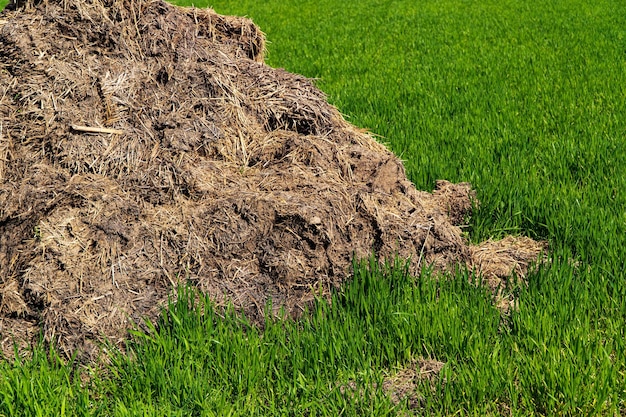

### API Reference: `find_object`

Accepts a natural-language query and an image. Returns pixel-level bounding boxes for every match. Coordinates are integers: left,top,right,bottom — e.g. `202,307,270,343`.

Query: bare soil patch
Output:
0,0,544,359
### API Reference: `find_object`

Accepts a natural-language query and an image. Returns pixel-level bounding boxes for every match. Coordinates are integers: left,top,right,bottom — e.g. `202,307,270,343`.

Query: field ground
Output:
1,0,626,415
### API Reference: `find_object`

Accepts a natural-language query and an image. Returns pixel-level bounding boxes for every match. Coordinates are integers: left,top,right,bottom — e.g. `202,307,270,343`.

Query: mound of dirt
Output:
0,0,544,359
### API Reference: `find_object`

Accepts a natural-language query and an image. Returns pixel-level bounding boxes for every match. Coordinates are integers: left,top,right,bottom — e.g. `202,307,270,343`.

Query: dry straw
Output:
0,0,544,359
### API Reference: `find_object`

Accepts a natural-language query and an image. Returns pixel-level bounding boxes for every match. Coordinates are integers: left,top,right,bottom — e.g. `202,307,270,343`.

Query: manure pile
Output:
0,0,544,358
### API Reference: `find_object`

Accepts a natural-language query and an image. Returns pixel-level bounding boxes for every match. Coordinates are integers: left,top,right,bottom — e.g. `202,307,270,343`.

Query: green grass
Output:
1,0,626,414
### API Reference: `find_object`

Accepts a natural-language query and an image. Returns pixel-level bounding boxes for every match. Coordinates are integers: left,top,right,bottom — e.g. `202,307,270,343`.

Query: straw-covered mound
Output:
0,0,544,358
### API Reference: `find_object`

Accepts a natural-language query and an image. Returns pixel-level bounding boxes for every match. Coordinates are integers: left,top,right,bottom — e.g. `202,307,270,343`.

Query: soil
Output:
0,0,545,359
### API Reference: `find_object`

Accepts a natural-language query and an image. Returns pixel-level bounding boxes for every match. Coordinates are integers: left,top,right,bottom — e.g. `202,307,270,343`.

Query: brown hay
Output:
338,358,445,411
470,236,547,288
470,236,547,312
0,0,544,359
382,358,445,409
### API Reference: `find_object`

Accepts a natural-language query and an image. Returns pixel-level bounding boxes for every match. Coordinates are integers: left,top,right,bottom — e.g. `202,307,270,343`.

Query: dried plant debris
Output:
470,236,548,288
470,236,548,313
338,358,445,411
382,358,445,409
0,0,545,358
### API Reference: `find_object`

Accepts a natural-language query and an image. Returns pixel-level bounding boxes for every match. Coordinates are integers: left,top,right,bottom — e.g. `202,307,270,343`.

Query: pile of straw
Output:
0,0,544,358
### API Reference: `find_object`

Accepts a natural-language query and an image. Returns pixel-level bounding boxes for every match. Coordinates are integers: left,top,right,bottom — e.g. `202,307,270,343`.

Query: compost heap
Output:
0,0,545,358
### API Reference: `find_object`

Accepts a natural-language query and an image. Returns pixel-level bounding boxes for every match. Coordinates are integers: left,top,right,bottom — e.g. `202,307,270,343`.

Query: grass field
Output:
1,0,626,415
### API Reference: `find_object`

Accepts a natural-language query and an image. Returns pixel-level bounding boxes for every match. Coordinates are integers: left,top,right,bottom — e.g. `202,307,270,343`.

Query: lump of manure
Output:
0,0,545,359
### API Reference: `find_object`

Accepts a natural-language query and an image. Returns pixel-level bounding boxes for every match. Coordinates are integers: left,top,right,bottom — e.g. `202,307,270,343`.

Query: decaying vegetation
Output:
0,0,544,358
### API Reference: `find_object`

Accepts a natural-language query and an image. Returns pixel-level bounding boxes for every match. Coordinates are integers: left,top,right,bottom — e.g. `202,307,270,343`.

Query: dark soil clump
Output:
0,0,544,359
